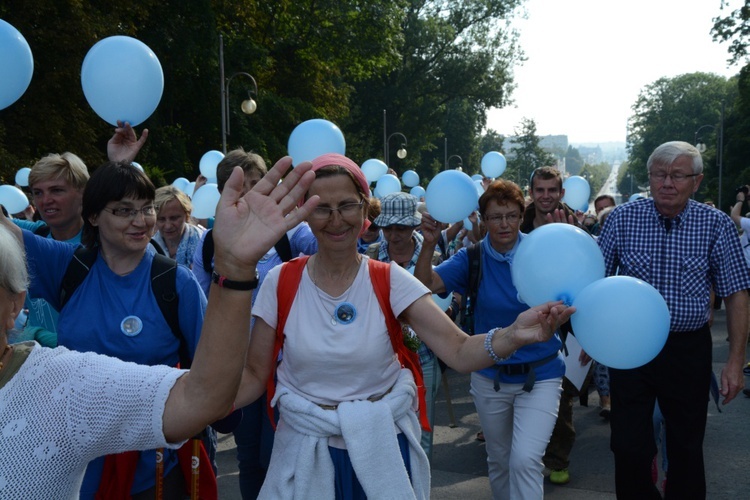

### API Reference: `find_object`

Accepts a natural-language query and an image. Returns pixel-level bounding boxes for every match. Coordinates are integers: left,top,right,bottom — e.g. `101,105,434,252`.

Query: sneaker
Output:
743,388,750,397
599,405,611,419
744,363,750,375
549,469,570,485
475,431,485,442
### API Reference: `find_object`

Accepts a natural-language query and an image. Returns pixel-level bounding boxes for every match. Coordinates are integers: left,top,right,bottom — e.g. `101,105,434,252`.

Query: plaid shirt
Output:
375,231,438,364
598,198,750,332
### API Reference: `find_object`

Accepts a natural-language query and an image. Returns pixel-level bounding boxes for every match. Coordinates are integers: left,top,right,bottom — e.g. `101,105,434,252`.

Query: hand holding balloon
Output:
107,121,149,164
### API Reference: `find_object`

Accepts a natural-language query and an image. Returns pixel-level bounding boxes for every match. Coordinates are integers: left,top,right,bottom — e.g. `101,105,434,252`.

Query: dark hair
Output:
81,162,155,248
529,166,562,191
478,179,525,218
216,148,267,192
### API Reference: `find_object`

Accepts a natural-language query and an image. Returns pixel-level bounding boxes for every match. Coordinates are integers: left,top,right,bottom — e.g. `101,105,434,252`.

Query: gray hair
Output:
647,141,703,174
0,225,28,294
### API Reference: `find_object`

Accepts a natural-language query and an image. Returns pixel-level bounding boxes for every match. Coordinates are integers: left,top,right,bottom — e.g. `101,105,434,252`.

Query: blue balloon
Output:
463,216,473,231
406,266,452,311
0,20,33,111
511,223,604,306
81,36,164,126
184,182,196,199
287,119,345,165
629,194,644,202
481,151,507,178
471,174,483,182
172,177,190,192
410,185,426,199
562,176,590,211
199,150,224,179
191,183,220,218
425,170,478,224
361,158,388,183
571,276,670,369
0,185,30,214
376,174,401,197
402,170,420,188
15,167,31,187
131,162,144,172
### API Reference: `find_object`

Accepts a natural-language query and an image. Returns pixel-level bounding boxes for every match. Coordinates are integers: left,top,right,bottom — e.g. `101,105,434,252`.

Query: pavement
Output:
215,308,750,498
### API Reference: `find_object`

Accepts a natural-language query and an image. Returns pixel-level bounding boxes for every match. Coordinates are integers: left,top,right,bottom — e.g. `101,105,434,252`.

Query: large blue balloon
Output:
361,158,388,183
402,170,420,188
562,176,590,211
410,185,426,199
0,185,30,214
81,36,164,126
287,119,345,165
481,151,507,178
191,183,220,218
15,167,31,187
629,193,645,202
571,276,670,369
511,223,604,306
425,170,478,224
376,174,401,197
199,150,224,179
0,20,33,111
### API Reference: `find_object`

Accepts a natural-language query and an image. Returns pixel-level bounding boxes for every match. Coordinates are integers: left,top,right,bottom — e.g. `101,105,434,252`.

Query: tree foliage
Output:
712,1,750,66
0,0,524,189
506,118,555,189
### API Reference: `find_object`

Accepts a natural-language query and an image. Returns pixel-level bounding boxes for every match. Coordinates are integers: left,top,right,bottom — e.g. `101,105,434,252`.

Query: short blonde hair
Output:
155,185,192,217
0,225,28,294
28,152,89,190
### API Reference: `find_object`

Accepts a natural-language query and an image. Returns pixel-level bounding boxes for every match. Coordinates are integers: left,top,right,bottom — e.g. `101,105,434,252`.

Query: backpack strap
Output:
202,230,215,275
34,225,51,237
267,256,309,426
459,243,482,334
150,254,189,368
60,246,98,309
368,259,430,431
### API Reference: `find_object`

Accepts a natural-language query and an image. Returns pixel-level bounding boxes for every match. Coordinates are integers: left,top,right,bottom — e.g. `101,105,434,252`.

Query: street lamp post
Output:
694,101,725,210
448,154,463,170
382,109,407,167
220,35,258,154
385,133,408,167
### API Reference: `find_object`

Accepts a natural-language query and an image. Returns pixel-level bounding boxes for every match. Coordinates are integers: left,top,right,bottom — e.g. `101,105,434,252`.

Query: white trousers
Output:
470,372,562,500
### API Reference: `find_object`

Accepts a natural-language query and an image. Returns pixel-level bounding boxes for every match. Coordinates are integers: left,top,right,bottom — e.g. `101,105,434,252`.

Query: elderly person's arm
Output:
720,289,749,404
161,157,318,442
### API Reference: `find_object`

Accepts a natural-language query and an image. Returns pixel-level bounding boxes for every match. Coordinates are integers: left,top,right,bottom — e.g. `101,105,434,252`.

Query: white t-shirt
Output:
739,217,750,268
253,256,429,406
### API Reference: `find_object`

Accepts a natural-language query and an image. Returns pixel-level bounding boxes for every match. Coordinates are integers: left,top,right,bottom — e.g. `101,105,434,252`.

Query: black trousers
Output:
609,324,711,500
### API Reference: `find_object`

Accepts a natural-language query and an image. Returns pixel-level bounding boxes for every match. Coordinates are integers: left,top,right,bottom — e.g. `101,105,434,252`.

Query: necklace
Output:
0,344,13,372
310,256,359,326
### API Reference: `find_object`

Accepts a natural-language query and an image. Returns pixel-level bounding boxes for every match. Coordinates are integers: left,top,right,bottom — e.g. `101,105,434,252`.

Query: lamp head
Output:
396,147,407,159
241,98,257,115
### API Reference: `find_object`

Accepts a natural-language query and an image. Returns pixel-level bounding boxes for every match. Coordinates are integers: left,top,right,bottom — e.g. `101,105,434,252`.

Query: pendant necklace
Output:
311,257,359,326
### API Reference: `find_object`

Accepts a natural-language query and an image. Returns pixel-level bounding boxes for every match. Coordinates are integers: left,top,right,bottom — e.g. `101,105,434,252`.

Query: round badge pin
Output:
120,315,143,337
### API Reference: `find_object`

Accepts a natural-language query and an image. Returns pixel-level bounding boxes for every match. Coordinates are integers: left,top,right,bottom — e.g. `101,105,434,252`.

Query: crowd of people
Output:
1,127,747,500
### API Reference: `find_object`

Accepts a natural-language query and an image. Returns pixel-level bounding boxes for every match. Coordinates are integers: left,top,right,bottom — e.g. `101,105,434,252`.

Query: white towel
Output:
259,369,430,499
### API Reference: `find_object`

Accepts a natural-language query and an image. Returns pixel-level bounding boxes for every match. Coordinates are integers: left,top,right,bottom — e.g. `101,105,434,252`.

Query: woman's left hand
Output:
511,301,576,346
212,156,319,279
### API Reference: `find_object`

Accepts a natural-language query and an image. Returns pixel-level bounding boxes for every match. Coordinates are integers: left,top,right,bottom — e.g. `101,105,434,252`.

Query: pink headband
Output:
310,153,371,198
308,153,372,236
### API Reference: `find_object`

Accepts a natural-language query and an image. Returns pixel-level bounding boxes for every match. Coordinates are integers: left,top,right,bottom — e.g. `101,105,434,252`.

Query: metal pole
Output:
719,100,724,211
444,137,448,170
383,109,387,164
219,35,227,154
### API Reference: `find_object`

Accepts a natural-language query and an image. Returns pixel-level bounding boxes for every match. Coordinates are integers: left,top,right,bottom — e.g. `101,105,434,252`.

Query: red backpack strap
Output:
266,256,310,428
367,259,431,431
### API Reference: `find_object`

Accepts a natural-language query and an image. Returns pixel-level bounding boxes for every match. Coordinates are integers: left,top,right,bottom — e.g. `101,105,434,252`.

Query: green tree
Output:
626,72,733,201
507,118,555,190
565,146,584,176
712,1,750,66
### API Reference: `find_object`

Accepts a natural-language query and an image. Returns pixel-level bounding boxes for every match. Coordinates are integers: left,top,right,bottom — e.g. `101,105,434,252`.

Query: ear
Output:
88,213,99,227
692,174,705,194
4,291,26,331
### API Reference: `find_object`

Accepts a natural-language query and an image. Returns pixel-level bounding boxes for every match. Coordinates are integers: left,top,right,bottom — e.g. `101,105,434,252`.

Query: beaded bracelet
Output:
484,327,515,363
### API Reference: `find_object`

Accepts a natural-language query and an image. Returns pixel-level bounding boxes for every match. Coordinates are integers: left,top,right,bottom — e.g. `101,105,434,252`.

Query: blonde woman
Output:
154,186,206,267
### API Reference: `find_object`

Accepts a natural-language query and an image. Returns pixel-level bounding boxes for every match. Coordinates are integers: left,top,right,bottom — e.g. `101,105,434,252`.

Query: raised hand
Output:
419,212,442,246
107,121,149,164
211,157,318,279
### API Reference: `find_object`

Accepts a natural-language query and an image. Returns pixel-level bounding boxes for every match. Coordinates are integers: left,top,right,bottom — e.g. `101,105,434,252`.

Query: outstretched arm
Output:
162,157,318,442
107,121,149,164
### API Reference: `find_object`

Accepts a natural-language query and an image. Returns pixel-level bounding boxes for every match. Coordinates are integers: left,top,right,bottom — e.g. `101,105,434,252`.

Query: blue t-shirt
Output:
22,229,207,497
434,238,564,383
14,219,82,339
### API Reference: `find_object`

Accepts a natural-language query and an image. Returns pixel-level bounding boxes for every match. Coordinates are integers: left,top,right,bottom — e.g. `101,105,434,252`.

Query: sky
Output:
485,0,745,144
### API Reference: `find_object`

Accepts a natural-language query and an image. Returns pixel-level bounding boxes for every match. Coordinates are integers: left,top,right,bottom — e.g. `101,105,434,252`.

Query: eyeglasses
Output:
484,212,520,225
310,201,364,220
104,205,157,219
649,172,700,183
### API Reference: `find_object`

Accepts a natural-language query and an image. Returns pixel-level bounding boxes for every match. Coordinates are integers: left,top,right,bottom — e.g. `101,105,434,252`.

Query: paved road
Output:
215,308,750,498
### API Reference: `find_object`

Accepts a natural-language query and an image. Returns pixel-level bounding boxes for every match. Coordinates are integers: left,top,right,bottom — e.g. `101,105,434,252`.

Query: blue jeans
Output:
233,395,276,499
